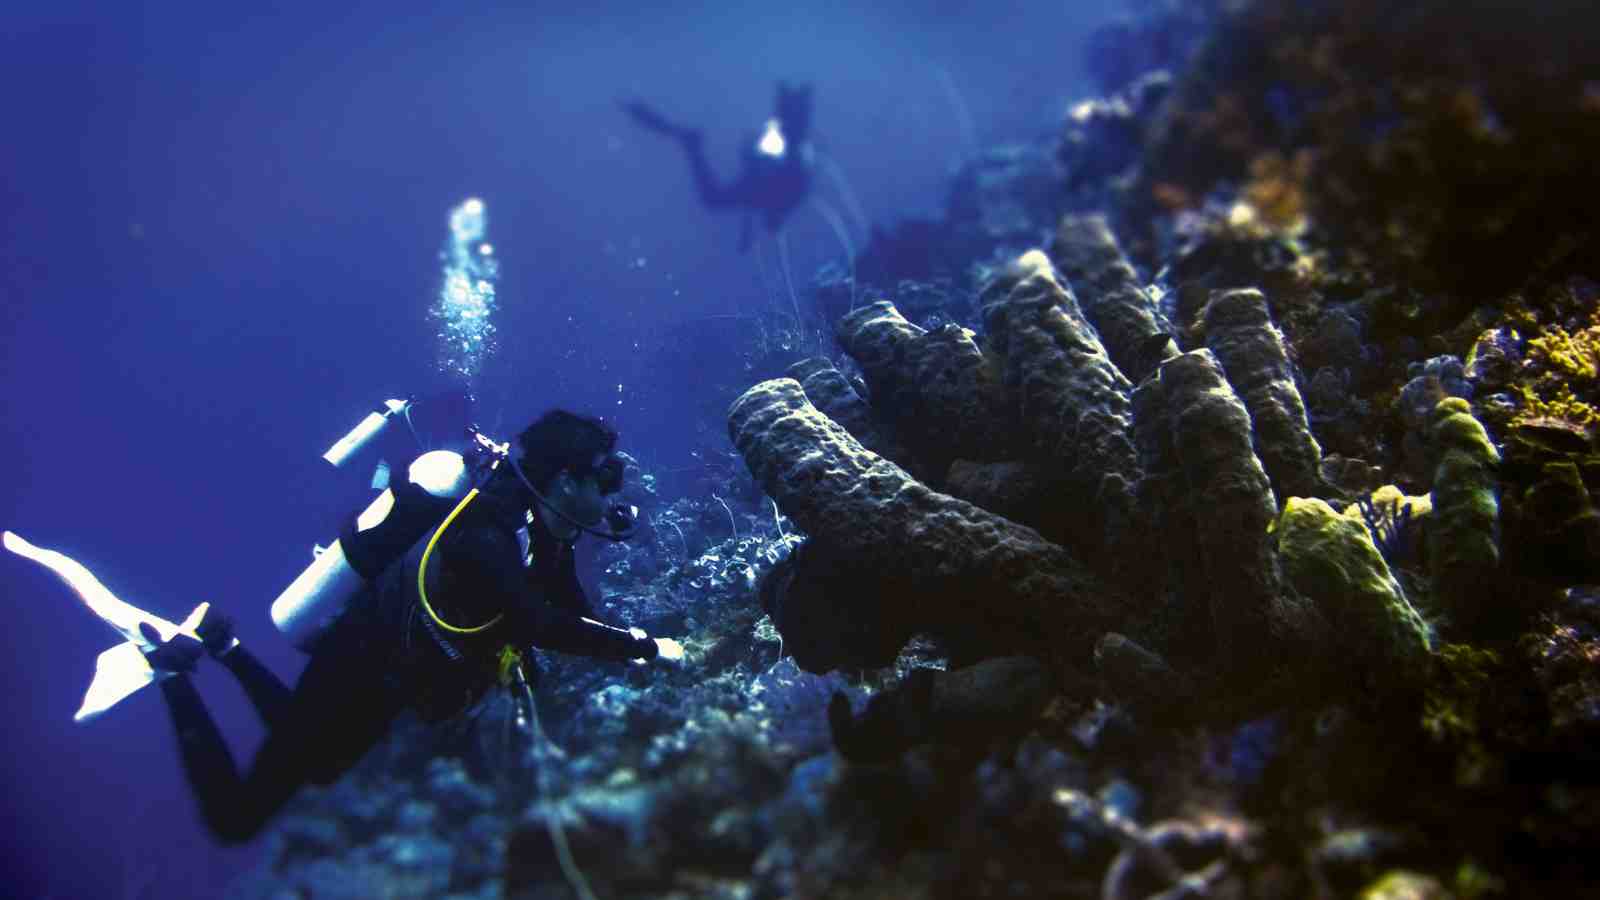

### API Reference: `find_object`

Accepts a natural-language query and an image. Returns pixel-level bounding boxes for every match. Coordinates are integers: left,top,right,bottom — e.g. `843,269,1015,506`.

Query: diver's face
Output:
553,469,608,529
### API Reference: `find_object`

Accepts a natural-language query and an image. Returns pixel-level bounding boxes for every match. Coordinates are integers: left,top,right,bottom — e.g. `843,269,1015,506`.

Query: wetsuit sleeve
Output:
443,524,651,662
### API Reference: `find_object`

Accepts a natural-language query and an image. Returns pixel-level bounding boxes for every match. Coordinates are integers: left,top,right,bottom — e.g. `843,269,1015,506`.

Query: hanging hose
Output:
815,151,870,242
512,663,598,900
935,66,979,167
713,493,738,541
775,227,807,352
810,198,858,312
753,233,783,320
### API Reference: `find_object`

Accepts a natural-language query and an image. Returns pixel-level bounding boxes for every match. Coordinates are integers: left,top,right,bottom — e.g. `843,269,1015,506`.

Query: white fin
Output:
76,642,162,723
4,531,209,722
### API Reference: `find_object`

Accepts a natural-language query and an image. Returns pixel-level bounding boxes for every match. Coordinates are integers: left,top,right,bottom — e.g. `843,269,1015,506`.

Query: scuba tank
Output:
322,398,410,467
271,448,473,650
273,395,481,650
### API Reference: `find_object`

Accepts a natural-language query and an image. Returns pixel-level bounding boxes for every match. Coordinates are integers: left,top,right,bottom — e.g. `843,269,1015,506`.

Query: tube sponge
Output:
1426,397,1502,632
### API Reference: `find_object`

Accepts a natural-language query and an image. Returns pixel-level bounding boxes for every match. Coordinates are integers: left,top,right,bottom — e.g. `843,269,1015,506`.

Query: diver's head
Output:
515,410,636,541
775,81,813,144
545,460,614,532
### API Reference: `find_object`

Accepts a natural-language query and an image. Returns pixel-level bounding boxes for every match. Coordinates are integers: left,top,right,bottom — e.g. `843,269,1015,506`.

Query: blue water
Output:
0,3,1113,896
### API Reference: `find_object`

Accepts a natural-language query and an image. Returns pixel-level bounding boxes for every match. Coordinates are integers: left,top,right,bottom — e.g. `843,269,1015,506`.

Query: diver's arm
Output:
446,525,655,662
515,602,657,662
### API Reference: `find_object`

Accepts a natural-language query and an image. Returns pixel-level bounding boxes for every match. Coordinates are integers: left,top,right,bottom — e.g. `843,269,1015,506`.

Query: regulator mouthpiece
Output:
605,503,640,540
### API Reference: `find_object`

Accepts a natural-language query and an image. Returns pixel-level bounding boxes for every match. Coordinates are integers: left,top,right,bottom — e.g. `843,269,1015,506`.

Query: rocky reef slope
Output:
236,2,1600,897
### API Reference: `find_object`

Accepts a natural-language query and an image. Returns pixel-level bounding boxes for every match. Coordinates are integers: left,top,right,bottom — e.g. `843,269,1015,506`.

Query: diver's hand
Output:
627,627,685,666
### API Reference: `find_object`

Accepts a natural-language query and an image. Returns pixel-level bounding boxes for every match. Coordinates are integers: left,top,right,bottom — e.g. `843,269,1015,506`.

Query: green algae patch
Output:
1421,644,1501,743
1427,398,1502,632
1359,870,1452,899
1274,496,1433,688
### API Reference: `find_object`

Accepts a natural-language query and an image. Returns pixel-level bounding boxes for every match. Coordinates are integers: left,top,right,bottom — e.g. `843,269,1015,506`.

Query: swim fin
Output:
3,530,217,722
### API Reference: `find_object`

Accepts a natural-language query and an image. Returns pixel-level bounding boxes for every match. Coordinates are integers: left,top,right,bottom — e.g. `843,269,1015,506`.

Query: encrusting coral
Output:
1499,419,1600,582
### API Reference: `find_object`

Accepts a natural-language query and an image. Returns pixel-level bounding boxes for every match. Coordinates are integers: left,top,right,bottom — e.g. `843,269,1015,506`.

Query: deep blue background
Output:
1,3,1111,896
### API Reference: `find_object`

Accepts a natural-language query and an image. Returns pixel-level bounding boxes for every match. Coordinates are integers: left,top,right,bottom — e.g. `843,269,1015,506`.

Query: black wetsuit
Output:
157,477,650,843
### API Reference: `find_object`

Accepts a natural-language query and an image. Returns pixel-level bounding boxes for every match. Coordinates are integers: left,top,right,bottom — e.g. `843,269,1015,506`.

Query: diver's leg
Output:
141,626,266,839
682,132,736,208
620,100,689,139
222,680,400,837
155,673,286,843
621,100,733,206
155,632,399,842
194,610,293,728
216,648,293,728
253,631,407,787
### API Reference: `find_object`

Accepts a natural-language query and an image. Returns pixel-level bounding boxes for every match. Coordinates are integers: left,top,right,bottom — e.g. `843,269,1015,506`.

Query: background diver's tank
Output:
271,398,475,650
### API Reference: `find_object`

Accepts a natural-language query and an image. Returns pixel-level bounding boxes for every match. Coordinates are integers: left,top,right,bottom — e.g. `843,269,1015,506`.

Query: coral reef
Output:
733,227,1374,710
1127,0,1599,308
1499,418,1600,582
229,2,1600,897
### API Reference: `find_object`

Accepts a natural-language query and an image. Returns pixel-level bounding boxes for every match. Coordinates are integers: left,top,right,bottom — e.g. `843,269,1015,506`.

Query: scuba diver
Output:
136,408,683,842
624,80,871,347
623,82,817,253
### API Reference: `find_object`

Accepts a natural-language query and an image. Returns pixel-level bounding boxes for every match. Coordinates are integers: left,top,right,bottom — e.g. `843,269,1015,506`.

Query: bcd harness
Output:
415,468,527,688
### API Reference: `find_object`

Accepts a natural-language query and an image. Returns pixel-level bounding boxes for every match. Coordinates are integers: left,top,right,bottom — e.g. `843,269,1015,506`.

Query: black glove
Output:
139,622,203,674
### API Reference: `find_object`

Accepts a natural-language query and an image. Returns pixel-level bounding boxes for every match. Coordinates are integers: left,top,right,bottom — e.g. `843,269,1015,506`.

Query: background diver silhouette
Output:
624,80,870,341
623,81,818,253
140,409,680,842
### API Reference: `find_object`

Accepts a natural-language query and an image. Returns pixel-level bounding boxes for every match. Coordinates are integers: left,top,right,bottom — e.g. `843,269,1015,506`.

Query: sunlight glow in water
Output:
432,197,499,387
